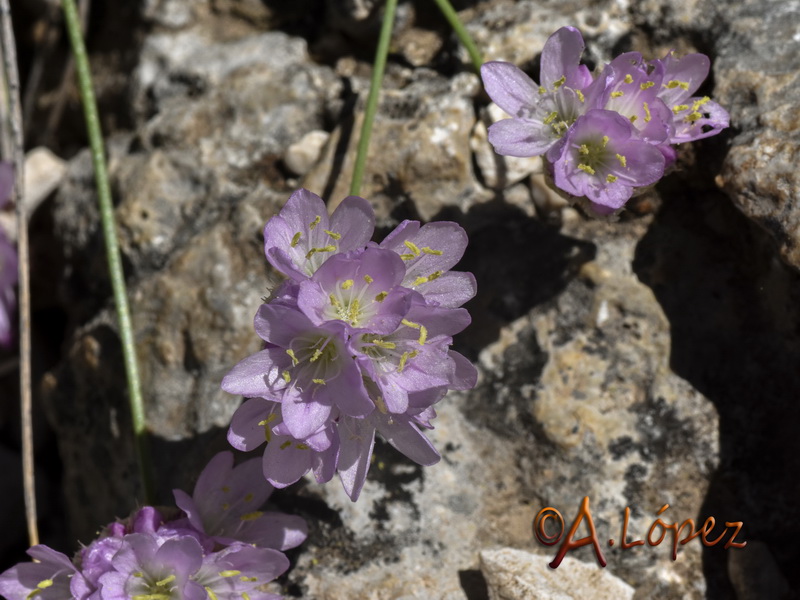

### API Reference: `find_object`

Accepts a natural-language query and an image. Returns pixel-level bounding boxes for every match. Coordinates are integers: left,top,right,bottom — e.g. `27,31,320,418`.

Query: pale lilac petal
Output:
254,303,315,347
263,439,313,487
375,415,440,466
319,361,374,417
220,348,288,398
413,271,476,308
337,417,375,501
449,351,478,390
540,26,591,90
227,398,274,451
281,390,333,439
487,118,554,157
480,61,539,117
657,52,710,105
329,195,375,251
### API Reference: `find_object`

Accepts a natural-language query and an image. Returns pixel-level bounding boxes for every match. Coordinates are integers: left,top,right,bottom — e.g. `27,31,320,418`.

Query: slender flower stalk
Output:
0,0,37,547
349,0,398,197
430,0,483,73
61,0,154,504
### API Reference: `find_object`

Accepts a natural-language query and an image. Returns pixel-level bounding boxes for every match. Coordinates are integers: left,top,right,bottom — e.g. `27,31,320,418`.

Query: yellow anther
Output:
665,79,690,90
240,576,258,583
324,229,341,240
259,413,278,426
206,587,219,600
672,104,689,114
240,511,263,521
404,240,422,256
543,111,559,125
412,276,429,286
244,493,254,502
611,91,624,98
282,370,291,383
428,270,442,281
286,348,299,366
341,279,354,290
399,253,416,260
624,74,633,84
402,319,421,329
616,153,627,167
579,144,590,155
418,325,428,346
692,96,710,110
243,594,251,600
375,291,388,302
310,348,323,362
309,215,321,230
577,164,596,175
290,232,301,247
296,443,309,450
640,81,655,90
539,86,547,95
371,339,397,350
643,101,652,122
606,174,618,183
133,572,145,578
363,274,374,283
686,111,702,123
305,245,336,259
329,294,341,308
156,575,177,587
602,136,609,147
219,570,242,578
576,89,585,103
375,395,388,414
629,115,638,123
37,581,53,590
552,75,566,90
312,378,326,385
398,352,411,372
421,247,443,255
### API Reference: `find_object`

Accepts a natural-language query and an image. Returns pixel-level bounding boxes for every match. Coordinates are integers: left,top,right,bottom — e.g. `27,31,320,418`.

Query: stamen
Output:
219,570,242,578
418,325,428,345
375,291,388,302
286,348,299,365
295,443,309,450
640,81,655,90
629,115,638,123
624,74,633,84
329,294,341,308
616,153,627,167
552,75,566,90
375,395,388,414
611,91,624,98
206,587,219,600
665,80,690,90
606,174,618,183
421,247,443,255
428,270,442,281
402,319,421,329
280,441,292,450
692,96,710,110
244,493,254,502
371,339,397,349
685,111,702,123
404,240,422,256
577,164,596,175
643,101,652,122
156,575,177,587
539,86,547,95
576,89,585,103
672,104,689,114
310,348,323,362
290,232,301,247
240,511,263,521
309,215,321,230
282,370,291,383
324,229,341,240
341,279,354,290
543,111,559,125
579,144,590,155
305,245,336,259
312,378,326,385
602,136,609,147
363,274,374,283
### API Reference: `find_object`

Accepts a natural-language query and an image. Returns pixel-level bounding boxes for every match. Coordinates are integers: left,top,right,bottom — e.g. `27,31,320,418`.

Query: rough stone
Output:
480,548,635,600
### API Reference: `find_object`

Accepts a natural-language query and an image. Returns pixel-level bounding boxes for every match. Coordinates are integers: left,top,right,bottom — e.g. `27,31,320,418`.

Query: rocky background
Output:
1,0,798,598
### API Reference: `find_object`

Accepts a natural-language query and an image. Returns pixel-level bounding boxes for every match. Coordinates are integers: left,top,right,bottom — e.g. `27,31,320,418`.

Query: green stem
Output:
349,0,398,197
61,0,154,505
431,0,483,73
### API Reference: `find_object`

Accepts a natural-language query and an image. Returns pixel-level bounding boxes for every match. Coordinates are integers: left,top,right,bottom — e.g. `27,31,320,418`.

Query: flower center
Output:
286,332,342,386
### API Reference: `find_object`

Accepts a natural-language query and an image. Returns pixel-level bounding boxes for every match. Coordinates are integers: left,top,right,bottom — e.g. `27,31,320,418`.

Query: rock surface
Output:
22,0,798,597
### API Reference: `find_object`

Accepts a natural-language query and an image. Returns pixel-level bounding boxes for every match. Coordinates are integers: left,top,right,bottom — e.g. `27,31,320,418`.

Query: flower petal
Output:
480,61,539,117
487,118,554,157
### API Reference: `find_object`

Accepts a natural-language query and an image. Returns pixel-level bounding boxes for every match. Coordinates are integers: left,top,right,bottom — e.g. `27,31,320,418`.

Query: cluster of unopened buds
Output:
0,452,307,600
481,26,730,215
222,189,477,501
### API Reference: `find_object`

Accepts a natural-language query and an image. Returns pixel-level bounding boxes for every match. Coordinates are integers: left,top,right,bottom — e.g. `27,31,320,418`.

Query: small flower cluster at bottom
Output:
0,452,307,600
222,189,478,501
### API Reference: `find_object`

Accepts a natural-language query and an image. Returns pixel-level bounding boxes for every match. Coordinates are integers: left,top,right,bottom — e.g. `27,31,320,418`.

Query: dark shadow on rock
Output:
459,568,490,600
433,199,596,361
633,189,800,598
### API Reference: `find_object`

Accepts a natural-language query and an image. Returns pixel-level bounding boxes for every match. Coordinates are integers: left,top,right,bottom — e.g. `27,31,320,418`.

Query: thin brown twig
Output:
0,0,38,548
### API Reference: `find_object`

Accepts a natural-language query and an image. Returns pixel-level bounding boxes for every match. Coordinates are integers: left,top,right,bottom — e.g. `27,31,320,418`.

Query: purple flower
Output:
264,188,374,281
95,534,206,600
552,109,666,212
193,543,288,600
480,27,597,158
0,546,76,600
653,51,730,143
173,451,307,550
